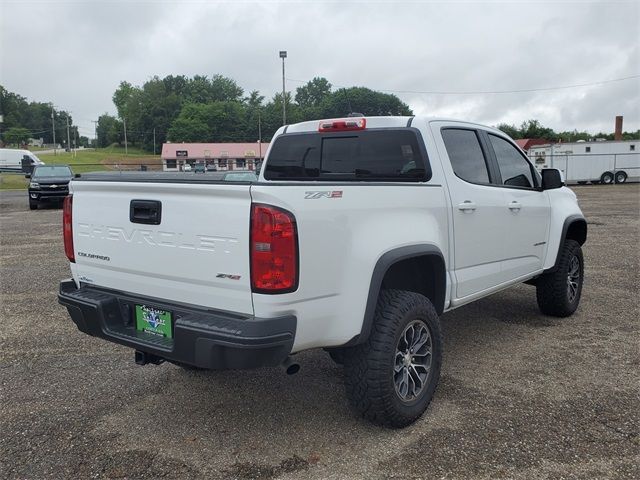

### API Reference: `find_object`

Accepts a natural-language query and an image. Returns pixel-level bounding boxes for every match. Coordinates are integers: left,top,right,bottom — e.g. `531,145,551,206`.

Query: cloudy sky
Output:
1,0,639,139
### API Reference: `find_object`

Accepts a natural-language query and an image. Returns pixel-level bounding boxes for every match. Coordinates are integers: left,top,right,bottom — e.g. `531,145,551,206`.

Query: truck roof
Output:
282,115,507,136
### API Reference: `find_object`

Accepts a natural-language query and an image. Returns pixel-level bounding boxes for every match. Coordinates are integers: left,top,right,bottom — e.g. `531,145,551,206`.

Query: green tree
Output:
519,119,554,139
2,126,30,145
96,114,123,147
295,77,332,108
497,123,520,139
168,102,246,142
319,87,412,118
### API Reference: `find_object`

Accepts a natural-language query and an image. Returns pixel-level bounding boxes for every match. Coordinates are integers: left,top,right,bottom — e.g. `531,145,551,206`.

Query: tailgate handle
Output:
130,200,162,225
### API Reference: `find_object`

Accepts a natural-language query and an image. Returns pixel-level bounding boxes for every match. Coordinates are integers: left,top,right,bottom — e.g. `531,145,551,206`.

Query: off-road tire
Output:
344,289,442,428
536,239,584,317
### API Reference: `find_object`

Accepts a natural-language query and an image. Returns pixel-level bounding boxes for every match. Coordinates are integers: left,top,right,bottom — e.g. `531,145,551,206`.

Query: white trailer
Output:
529,139,639,184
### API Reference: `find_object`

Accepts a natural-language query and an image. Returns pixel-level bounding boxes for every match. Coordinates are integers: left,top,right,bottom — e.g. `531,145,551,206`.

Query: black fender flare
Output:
346,244,446,346
546,214,587,273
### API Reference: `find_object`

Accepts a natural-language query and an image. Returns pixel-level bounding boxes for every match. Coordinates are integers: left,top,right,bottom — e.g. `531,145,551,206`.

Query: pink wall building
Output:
161,142,270,171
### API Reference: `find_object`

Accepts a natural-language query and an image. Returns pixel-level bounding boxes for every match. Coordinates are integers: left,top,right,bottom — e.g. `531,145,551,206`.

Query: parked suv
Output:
27,165,73,210
58,116,586,427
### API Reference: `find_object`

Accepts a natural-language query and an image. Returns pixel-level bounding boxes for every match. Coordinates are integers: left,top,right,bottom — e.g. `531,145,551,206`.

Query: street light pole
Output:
279,50,287,125
258,109,262,160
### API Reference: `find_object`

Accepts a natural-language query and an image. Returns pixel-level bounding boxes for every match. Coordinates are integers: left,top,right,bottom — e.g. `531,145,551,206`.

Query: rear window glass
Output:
264,129,430,181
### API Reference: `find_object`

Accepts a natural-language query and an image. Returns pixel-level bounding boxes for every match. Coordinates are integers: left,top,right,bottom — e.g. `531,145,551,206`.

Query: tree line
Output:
2,77,638,151
0,86,87,147
497,119,639,143
97,75,412,151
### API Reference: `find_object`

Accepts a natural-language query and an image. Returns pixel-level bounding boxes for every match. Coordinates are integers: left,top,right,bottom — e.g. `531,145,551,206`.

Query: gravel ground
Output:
1,185,638,479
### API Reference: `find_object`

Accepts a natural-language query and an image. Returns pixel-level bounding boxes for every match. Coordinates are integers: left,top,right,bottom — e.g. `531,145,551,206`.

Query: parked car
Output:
27,164,73,210
183,163,192,172
194,163,206,174
0,149,45,173
58,116,586,427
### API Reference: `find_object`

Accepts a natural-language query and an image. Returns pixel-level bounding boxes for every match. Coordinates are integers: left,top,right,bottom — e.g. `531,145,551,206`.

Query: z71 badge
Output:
304,191,343,199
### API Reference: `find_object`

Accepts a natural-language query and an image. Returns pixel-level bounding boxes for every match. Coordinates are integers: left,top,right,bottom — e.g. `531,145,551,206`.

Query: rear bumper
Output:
58,279,296,370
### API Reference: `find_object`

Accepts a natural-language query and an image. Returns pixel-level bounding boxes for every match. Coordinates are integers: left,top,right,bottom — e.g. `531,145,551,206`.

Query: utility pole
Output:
279,50,287,125
66,114,71,153
258,109,262,160
74,128,78,156
153,127,156,155
123,117,128,155
92,120,98,148
51,106,56,155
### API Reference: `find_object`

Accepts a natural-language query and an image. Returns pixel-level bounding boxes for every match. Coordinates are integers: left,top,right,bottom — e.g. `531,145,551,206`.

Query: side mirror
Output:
541,168,564,190
25,174,31,179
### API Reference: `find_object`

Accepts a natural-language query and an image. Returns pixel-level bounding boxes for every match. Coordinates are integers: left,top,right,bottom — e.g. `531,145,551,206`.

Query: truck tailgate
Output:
70,180,253,314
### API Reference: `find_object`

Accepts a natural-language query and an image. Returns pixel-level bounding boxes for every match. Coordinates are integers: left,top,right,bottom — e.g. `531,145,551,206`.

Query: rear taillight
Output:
250,204,298,293
318,117,366,132
63,195,74,262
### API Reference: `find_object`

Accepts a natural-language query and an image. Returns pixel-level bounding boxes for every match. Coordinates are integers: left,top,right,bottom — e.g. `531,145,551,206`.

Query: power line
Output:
285,74,640,95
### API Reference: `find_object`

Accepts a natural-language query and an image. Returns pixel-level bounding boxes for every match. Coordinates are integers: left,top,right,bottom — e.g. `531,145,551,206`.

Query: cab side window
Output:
441,129,490,184
488,134,535,188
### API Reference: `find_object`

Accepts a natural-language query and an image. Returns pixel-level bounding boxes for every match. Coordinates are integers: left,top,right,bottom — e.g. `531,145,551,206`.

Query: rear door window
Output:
264,129,430,181
441,129,491,184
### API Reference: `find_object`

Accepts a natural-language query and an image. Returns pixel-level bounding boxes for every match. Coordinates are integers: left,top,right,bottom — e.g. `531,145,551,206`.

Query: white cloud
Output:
1,0,638,137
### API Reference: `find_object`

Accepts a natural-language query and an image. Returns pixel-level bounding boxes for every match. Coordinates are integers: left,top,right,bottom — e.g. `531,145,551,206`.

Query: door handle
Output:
130,199,162,225
457,201,477,212
508,201,522,211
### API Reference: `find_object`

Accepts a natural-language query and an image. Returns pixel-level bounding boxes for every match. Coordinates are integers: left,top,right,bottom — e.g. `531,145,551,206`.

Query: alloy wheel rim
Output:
567,255,581,303
394,320,433,402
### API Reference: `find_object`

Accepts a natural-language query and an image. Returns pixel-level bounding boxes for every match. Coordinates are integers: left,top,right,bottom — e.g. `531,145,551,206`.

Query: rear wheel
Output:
536,239,584,317
600,171,614,184
615,171,628,184
344,290,442,428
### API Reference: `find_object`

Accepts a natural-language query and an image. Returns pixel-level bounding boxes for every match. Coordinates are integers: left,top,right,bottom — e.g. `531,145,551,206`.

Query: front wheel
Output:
536,239,584,317
29,201,38,210
344,290,442,428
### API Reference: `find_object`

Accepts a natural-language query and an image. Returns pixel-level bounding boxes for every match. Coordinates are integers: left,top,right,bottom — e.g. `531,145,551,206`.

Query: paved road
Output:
1,185,638,479
36,148,95,156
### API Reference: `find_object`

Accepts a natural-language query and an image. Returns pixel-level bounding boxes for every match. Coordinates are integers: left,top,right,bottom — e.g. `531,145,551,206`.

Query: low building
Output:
161,142,270,172
515,138,548,153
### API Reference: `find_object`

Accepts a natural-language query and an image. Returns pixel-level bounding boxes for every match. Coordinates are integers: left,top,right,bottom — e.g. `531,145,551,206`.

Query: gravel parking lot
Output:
1,185,638,479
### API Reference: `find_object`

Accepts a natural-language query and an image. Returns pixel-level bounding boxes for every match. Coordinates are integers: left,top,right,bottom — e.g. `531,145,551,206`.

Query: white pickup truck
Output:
58,116,587,427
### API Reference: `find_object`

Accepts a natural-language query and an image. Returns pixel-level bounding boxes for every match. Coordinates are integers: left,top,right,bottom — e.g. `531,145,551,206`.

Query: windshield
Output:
33,166,72,178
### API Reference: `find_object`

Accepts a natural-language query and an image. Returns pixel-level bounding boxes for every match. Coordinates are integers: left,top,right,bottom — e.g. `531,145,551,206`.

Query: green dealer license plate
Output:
135,304,173,339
